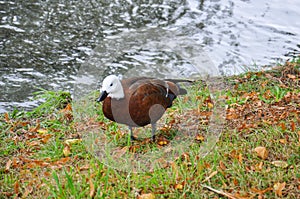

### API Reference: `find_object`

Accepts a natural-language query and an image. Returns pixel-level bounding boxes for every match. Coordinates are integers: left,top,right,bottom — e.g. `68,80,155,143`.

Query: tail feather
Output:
165,78,193,95
178,87,187,95
164,79,194,84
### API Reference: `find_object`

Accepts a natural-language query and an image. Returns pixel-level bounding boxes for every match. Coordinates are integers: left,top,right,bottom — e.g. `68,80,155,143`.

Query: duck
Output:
97,75,190,141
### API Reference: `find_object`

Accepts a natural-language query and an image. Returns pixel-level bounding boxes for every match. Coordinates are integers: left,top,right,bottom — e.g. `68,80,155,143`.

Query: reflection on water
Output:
0,0,299,112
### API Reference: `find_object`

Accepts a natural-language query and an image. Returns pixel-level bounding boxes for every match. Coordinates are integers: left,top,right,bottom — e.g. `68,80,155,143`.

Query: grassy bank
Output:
1,59,299,198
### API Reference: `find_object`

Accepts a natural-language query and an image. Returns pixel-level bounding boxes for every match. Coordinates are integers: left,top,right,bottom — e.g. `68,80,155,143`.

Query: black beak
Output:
97,90,108,102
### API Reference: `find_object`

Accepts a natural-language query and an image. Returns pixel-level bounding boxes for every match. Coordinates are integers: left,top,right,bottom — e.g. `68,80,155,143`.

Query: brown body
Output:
101,77,185,128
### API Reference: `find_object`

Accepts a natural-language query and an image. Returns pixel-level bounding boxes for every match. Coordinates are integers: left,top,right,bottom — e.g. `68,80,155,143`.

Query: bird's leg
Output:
128,126,136,141
151,123,156,142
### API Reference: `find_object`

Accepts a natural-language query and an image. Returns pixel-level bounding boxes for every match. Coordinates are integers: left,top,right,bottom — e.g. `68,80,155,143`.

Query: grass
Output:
0,59,299,198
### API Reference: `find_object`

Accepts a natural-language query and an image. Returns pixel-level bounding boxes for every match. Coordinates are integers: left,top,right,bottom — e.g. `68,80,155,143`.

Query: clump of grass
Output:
27,89,72,117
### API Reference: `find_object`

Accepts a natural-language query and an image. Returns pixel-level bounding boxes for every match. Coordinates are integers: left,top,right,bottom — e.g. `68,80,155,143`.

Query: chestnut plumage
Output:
97,75,189,141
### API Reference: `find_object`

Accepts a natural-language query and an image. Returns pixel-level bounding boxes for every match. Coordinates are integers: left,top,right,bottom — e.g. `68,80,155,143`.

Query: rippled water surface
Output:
0,0,299,112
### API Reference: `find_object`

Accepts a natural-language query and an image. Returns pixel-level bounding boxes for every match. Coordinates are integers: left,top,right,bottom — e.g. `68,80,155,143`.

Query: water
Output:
0,0,299,113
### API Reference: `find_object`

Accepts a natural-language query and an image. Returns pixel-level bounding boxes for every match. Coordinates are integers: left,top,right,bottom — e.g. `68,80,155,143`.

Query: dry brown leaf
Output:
41,134,52,144
219,161,226,171
280,123,286,131
4,112,10,123
158,140,168,146
238,153,243,163
89,179,95,198
181,153,190,162
254,146,268,160
195,134,205,142
233,178,239,186
44,171,51,177
54,157,70,165
14,181,19,196
174,183,183,190
271,161,288,168
37,129,48,134
29,120,40,133
64,138,82,146
207,102,214,108
287,74,296,79
138,193,156,199
273,182,286,197
170,161,179,178
5,159,12,172
63,145,71,157
255,161,264,171
279,139,286,144
251,187,272,195
79,164,90,171
22,186,33,198
64,103,72,111
28,140,40,147
60,103,73,121
290,121,295,132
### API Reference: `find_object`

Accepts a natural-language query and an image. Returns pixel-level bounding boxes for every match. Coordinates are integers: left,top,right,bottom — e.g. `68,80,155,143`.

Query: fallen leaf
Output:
89,179,95,198
114,146,129,158
41,134,52,144
251,187,272,195
219,161,226,171
238,153,243,163
14,181,19,196
64,103,72,111
290,121,295,132
5,159,12,172
79,164,90,171
195,134,205,142
63,145,71,157
22,186,33,198
64,138,82,146
54,157,70,165
287,74,296,79
255,161,264,171
4,112,10,123
28,140,40,147
207,102,214,108
138,193,156,199
37,129,48,134
273,182,286,197
233,178,239,186
60,103,73,121
279,139,286,144
29,120,40,133
280,123,286,131
271,161,288,168
158,140,168,146
44,171,51,177
254,146,268,160
174,183,183,190
181,153,190,162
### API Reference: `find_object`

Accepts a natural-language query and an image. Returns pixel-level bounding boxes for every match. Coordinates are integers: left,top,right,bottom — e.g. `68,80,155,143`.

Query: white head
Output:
100,75,124,100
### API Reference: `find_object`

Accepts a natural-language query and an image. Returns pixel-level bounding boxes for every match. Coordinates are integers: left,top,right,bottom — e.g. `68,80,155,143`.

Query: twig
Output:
201,184,237,199
202,170,218,183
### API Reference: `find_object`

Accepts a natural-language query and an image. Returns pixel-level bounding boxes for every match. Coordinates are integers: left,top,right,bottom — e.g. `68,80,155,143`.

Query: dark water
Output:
0,0,299,113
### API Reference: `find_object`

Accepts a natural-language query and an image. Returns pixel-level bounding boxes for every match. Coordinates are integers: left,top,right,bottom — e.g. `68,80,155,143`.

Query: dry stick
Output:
202,170,218,183
201,184,238,199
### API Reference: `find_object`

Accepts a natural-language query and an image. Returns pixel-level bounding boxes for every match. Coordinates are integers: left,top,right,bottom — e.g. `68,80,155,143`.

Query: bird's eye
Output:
110,83,113,86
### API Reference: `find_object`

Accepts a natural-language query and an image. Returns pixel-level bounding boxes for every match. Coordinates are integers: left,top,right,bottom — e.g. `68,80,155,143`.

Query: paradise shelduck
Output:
97,75,190,141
